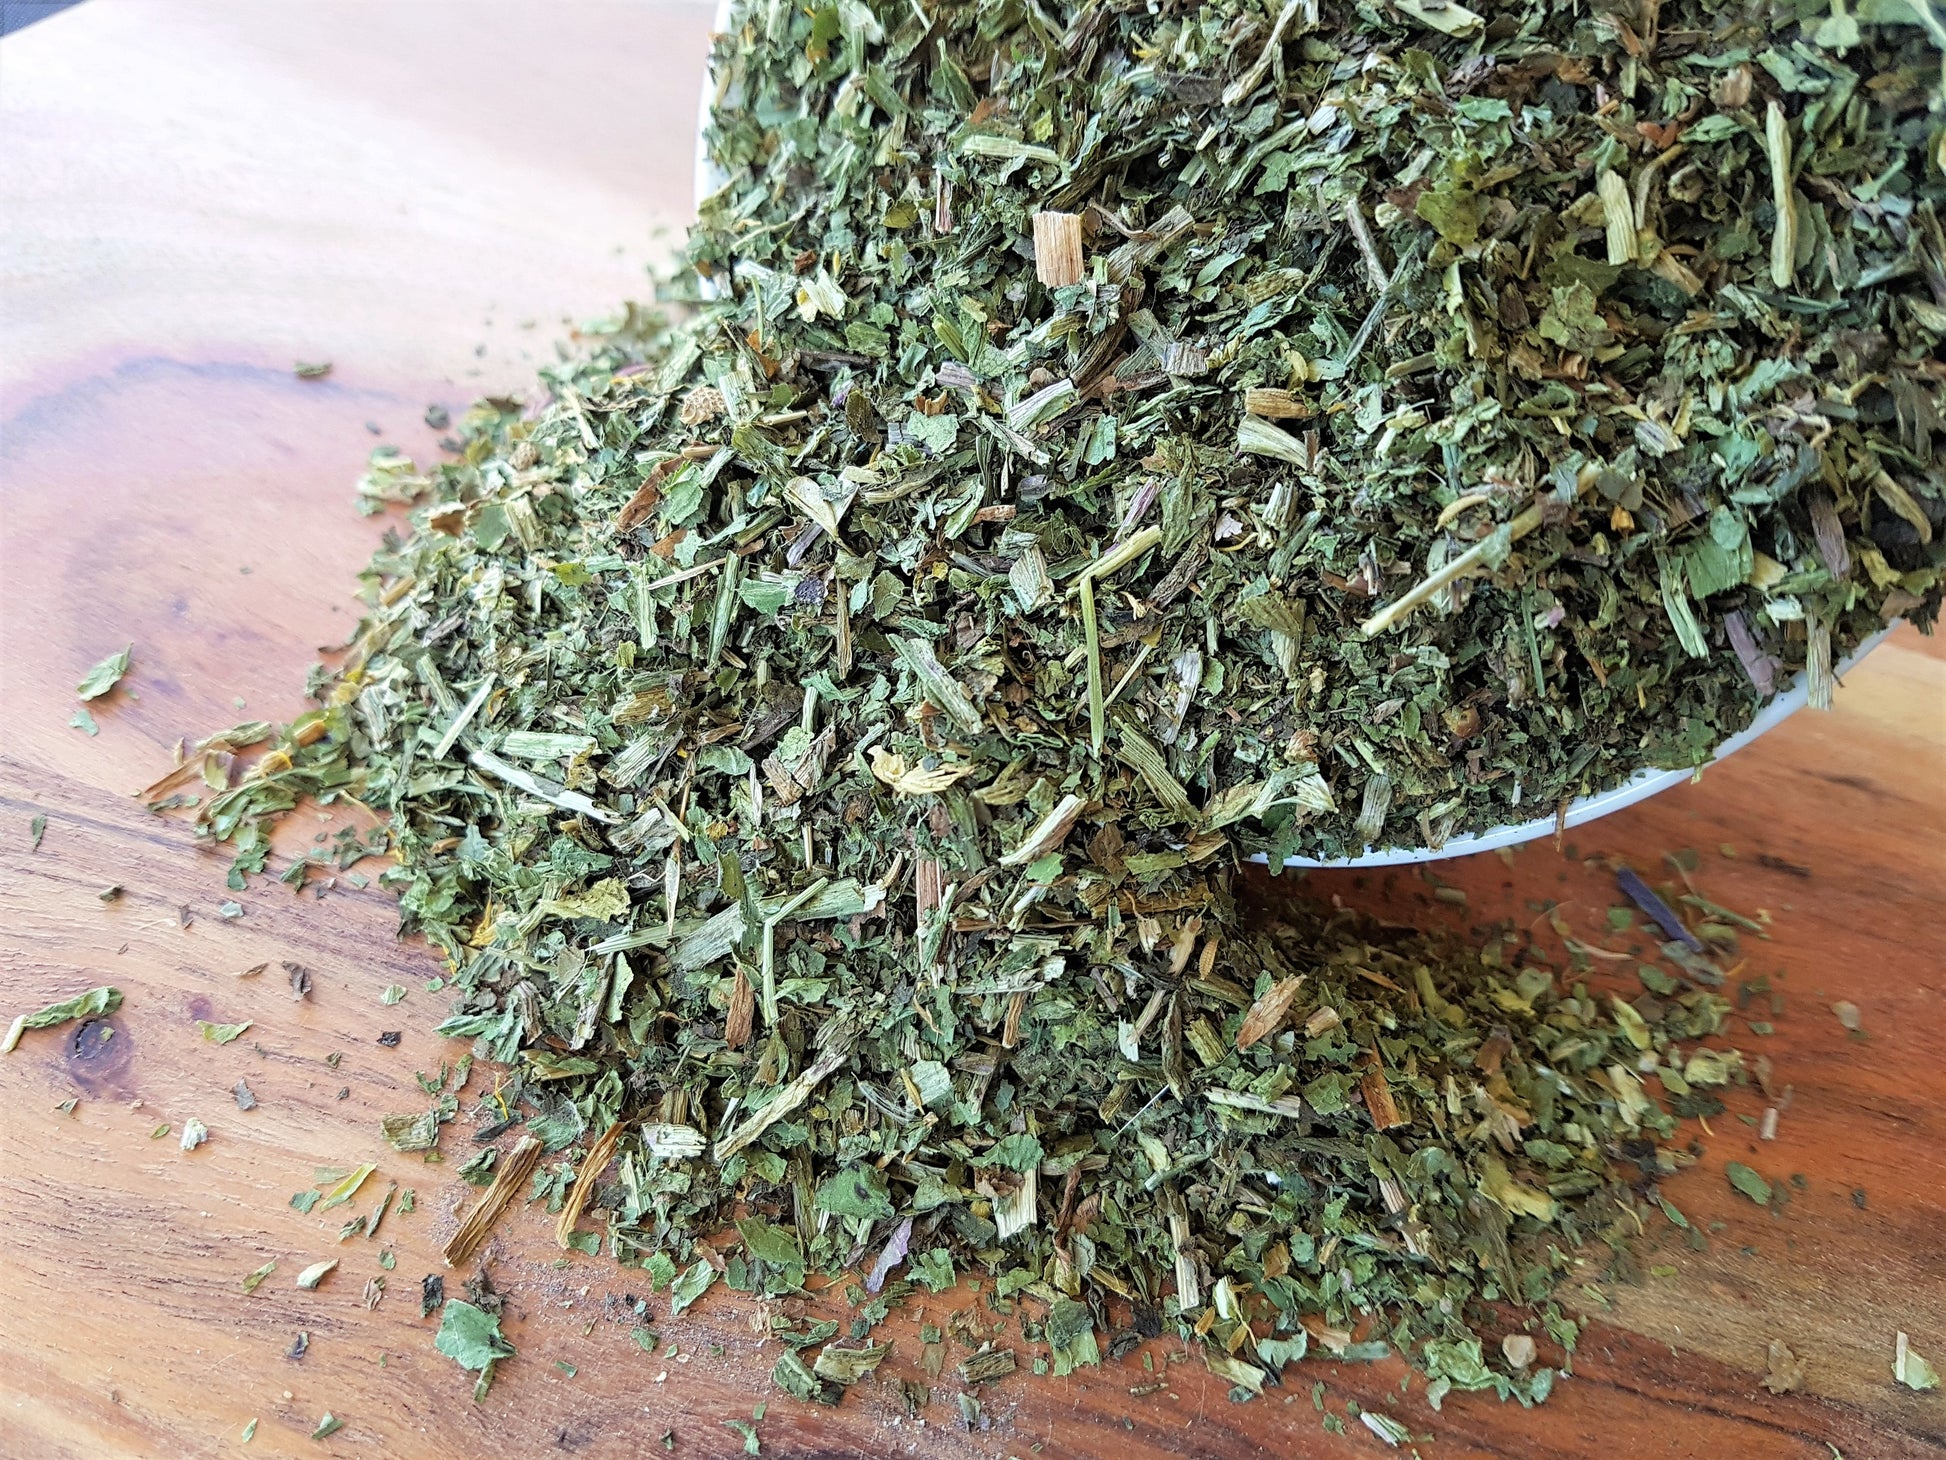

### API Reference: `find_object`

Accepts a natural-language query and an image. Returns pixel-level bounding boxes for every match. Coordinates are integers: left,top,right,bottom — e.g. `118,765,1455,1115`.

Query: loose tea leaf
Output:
318,1163,377,1211
1360,1411,1413,1447
76,645,132,700
4,986,121,1053
435,1299,515,1372
1895,1332,1941,1392
1725,1162,1773,1206
296,1260,338,1290
669,1260,718,1316
1761,1339,1804,1395
199,1020,252,1045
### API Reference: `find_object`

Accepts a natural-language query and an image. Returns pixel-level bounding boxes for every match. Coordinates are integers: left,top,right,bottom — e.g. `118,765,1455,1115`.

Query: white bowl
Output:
689,13,1892,868
693,0,735,216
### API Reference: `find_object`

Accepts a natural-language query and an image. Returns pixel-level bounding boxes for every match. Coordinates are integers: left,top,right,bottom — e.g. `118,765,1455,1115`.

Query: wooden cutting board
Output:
3,4,1943,1457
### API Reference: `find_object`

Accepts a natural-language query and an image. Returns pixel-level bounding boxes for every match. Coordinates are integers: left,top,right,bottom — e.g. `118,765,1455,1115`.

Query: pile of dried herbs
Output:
680,0,1944,857
163,0,1941,1416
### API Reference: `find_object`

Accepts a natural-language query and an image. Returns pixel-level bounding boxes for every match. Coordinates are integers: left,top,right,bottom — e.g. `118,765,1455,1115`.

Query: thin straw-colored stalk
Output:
444,1135,542,1267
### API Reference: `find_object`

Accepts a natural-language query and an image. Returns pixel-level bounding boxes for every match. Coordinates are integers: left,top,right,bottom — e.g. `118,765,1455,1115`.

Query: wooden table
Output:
3,4,1943,1456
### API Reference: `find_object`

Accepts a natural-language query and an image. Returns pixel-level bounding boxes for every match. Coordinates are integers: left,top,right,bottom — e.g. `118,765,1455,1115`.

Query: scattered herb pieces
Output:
1615,868,1703,953
296,1260,338,1290
153,0,1946,1427
242,1261,277,1294
199,1020,252,1045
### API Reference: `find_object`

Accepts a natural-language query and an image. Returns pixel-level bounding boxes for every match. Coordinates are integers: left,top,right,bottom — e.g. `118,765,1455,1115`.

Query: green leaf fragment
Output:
812,1342,891,1384
1895,1332,1940,1391
318,1163,377,1210
1046,1299,1100,1377
669,1259,718,1315
814,1166,893,1222
380,1109,441,1153
1725,1162,1772,1206
435,1300,515,1371
77,645,133,700
5,986,120,1052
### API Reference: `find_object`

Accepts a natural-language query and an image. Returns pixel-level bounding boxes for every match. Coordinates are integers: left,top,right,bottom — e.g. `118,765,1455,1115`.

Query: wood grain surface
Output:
3,4,1943,1458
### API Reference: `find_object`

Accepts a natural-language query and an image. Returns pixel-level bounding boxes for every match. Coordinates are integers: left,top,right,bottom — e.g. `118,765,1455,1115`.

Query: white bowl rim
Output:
689,10,1897,869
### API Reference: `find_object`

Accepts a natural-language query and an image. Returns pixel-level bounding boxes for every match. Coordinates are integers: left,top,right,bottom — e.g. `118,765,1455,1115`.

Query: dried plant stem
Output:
556,1122,625,1250
444,1135,542,1267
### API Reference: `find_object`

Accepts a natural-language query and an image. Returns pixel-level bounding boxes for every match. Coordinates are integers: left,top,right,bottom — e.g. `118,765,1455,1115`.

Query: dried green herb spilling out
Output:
167,0,1935,1414
681,0,1942,857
